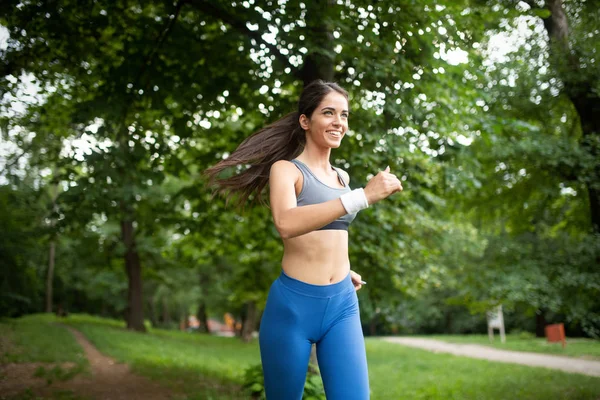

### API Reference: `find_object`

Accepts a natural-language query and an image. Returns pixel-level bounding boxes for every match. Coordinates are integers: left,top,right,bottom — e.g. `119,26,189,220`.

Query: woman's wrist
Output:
363,187,374,206
340,188,369,214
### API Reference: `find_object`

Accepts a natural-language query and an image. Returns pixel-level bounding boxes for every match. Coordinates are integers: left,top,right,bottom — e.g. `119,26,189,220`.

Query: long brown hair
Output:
204,80,349,210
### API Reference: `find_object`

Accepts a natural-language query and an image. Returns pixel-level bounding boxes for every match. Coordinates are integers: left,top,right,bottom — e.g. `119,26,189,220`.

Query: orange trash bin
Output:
545,323,566,348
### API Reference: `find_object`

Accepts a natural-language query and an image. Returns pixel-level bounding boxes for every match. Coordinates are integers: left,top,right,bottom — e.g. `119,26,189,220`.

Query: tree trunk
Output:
162,297,170,326
46,240,55,313
445,311,453,333
45,181,59,314
541,0,600,233
122,218,146,332
241,301,257,342
535,310,547,338
587,186,600,234
147,297,157,327
299,0,335,86
370,316,377,336
182,307,190,329
197,302,210,334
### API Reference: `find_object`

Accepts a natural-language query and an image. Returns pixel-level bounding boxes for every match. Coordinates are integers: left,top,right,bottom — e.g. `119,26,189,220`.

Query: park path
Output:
0,326,180,399
57,326,179,399
383,337,600,378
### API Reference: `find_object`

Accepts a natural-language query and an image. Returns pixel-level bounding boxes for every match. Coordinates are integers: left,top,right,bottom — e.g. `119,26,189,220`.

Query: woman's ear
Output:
299,114,310,130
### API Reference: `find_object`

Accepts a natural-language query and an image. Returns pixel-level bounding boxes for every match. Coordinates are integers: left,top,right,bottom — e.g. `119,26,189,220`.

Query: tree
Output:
1,0,269,330
4,0,596,338
443,0,600,336
527,0,600,233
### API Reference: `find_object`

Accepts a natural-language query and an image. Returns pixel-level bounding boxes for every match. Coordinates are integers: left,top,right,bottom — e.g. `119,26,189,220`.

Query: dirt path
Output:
1,326,181,399
383,337,600,377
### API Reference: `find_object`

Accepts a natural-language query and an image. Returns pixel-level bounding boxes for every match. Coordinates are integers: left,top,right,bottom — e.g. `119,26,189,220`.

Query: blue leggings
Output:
259,271,369,399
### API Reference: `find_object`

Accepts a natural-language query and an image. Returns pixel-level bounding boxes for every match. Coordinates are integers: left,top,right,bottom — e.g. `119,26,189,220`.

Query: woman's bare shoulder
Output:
270,160,300,182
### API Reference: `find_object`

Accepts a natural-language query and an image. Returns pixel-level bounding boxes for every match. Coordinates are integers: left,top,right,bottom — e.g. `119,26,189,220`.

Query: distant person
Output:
205,80,403,399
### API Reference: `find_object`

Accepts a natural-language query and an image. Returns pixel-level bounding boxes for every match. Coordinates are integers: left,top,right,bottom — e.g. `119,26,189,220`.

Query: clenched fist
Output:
363,166,403,205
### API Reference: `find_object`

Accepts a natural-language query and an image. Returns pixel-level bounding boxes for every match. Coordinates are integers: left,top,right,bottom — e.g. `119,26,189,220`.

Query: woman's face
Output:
300,91,349,149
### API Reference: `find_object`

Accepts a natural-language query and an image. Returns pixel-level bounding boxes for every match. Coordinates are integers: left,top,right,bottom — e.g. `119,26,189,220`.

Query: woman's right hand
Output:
363,166,403,205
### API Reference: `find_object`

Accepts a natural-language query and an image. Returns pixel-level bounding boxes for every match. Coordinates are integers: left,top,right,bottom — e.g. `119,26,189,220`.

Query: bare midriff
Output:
281,228,350,285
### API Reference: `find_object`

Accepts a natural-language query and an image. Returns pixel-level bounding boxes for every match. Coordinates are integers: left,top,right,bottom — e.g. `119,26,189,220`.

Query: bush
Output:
243,363,266,400
243,363,326,400
516,330,536,340
303,372,326,399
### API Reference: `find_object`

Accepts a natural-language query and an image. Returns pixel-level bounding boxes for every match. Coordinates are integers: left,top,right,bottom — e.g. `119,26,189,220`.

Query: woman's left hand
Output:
350,270,364,291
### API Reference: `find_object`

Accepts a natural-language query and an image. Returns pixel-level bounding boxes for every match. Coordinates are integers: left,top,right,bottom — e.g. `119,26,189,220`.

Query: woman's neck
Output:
297,148,332,172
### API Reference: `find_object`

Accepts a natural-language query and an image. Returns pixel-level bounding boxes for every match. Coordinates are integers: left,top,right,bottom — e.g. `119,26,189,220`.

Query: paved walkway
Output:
382,337,600,377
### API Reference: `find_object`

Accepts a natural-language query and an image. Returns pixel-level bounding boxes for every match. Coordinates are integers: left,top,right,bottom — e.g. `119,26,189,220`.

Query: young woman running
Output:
205,80,403,399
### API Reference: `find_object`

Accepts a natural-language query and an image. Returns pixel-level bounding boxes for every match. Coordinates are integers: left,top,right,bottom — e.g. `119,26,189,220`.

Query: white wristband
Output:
340,188,369,214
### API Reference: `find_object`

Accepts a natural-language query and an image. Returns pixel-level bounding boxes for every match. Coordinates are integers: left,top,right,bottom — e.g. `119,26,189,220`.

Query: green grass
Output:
0,314,90,400
0,314,87,364
3,314,600,400
414,334,600,360
366,338,600,399
64,314,257,399
66,314,261,381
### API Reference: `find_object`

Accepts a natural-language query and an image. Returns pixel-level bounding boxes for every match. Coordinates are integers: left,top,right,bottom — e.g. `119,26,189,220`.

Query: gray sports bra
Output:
290,159,357,231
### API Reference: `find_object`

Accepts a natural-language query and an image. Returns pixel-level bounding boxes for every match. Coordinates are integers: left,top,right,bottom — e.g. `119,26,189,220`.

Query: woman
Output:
205,80,403,399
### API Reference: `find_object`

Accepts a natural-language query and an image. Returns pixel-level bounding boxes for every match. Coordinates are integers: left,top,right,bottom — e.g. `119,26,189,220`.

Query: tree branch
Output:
140,0,186,93
117,0,186,138
186,0,300,78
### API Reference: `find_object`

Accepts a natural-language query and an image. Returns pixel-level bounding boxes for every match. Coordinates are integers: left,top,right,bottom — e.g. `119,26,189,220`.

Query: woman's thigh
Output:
259,282,313,400
316,300,369,399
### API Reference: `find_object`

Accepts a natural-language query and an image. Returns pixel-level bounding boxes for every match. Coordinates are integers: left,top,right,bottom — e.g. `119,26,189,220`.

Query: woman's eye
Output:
324,111,333,115
342,114,349,118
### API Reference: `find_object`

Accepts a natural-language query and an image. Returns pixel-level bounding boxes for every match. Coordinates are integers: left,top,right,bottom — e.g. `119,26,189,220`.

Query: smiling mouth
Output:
327,131,343,138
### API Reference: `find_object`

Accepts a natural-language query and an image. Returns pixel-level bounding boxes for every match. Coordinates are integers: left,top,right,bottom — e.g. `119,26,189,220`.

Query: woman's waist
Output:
281,230,350,284
276,269,354,297
281,255,351,285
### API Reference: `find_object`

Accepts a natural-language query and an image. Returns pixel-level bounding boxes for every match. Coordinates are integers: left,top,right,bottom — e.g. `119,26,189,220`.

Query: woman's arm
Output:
270,160,347,239
270,161,402,239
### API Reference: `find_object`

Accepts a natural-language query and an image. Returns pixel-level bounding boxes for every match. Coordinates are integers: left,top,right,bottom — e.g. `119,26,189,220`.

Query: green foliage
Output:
0,182,47,317
242,363,325,400
1,0,599,338
242,364,266,400
302,371,326,400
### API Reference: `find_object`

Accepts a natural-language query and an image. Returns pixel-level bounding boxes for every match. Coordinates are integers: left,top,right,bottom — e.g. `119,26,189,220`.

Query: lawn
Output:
68,314,259,399
414,333,600,360
0,314,90,400
2,314,600,400
0,314,86,364
366,338,600,399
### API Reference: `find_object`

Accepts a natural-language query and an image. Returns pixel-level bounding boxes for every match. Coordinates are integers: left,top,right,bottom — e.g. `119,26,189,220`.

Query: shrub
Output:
243,363,326,400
